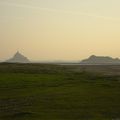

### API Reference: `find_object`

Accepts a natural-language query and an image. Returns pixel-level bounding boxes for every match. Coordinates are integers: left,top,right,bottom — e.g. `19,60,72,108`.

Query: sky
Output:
0,0,120,61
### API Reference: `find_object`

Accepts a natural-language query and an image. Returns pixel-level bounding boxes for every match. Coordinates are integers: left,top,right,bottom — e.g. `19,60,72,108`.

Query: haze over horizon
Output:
1,0,120,61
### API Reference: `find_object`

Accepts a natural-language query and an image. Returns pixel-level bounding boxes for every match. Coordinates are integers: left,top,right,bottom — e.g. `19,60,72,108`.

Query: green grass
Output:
0,63,120,120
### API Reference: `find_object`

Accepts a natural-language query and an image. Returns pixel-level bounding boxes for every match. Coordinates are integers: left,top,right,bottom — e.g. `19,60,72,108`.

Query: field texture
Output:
0,63,120,120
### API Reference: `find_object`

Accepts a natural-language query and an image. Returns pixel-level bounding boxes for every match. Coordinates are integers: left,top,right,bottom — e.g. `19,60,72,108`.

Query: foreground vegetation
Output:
0,63,120,120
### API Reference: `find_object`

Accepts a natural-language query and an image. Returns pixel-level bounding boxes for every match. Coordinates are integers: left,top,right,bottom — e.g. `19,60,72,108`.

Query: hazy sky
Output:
1,0,120,61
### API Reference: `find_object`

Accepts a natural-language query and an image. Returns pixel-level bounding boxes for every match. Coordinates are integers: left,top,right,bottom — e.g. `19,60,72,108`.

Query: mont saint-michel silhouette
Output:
6,51,30,63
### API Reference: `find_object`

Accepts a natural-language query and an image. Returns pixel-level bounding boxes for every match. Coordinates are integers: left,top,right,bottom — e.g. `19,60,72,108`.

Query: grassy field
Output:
0,63,120,120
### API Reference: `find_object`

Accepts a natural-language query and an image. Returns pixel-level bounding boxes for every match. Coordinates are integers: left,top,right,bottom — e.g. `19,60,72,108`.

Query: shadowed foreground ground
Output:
0,63,120,120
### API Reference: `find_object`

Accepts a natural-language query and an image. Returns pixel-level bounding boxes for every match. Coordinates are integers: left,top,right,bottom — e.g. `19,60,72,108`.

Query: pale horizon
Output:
1,0,120,61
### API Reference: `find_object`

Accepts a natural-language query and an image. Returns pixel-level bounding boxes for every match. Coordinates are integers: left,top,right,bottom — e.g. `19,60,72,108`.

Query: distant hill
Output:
6,51,30,63
80,55,120,65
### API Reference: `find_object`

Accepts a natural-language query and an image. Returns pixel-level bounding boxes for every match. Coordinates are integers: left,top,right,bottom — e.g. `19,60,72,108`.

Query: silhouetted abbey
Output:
6,51,30,63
